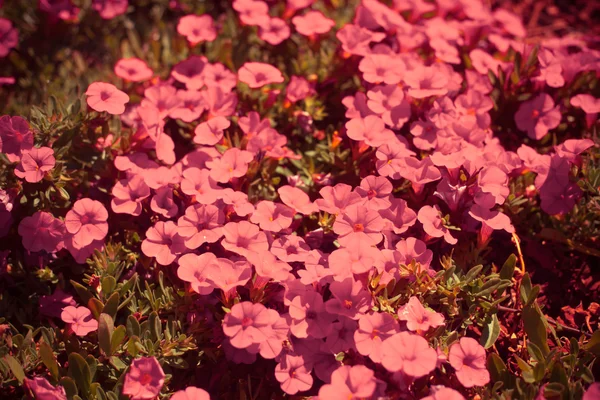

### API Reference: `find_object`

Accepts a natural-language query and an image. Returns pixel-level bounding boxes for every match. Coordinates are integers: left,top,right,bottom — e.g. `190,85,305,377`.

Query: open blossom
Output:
345,115,396,147
318,365,378,400
177,252,216,295
24,377,68,400
177,204,224,249
325,278,372,319
65,199,109,249
61,306,98,336
0,115,34,162
222,301,278,349
92,0,128,19
206,148,254,183
292,11,335,36
418,205,457,245
115,58,153,81
423,386,465,400
141,221,186,265
289,290,335,338
238,62,284,88
398,297,445,332
111,175,151,216
250,200,295,232
274,355,313,395
354,312,399,362
177,14,217,44
18,211,65,253
171,387,210,400
85,82,129,114
278,185,318,215
449,337,490,388
221,221,269,257
381,332,437,377
206,258,252,295
333,204,384,246
14,147,55,183
123,357,165,400
259,17,290,45
0,18,18,58
194,116,230,145
515,93,561,140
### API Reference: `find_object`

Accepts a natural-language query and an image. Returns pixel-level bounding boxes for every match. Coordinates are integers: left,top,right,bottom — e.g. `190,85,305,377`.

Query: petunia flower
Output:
336,24,385,57
316,183,362,215
278,185,318,215
177,14,217,45
238,62,284,88
14,147,55,183
111,175,151,216
422,386,465,400
583,383,600,400
171,387,210,400
286,76,314,103
0,115,34,162
514,93,561,140
323,317,357,354
221,221,269,257
355,175,392,211
367,84,411,129
206,258,252,296
222,301,278,349
274,355,313,395
317,365,377,400
232,0,270,26
418,205,457,245
202,62,238,92
180,167,222,205
333,204,384,246
24,377,68,400
0,18,18,58
194,116,230,146
329,238,382,276
259,17,291,45
122,357,165,400
289,290,335,339
403,66,449,98
250,201,295,232
114,58,153,82
85,82,130,115
292,11,335,36
141,221,186,265
18,211,65,253
141,84,181,120
345,115,396,147
354,312,399,363
398,297,445,332
325,278,372,319
177,252,217,295
171,56,207,91
381,332,437,377
168,90,207,122
65,198,109,249
448,337,490,388
359,54,403,85
221,188,255,216
247,250,292,283
206,148,254,183
177,204,224,249
92,0,128,19
61,306,98,336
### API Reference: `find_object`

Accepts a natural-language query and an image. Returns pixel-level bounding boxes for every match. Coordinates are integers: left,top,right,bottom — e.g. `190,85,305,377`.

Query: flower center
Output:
367,189,377,199
371,329,379,339
140,373,153,385
100,92,111,101
531,109,540,118
353,223,364,232
241,317,253,327
343,299,353,309
80,214,91,224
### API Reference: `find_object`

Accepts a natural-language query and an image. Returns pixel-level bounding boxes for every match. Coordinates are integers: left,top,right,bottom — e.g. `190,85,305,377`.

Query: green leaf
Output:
101,276,117,296
111,326,127,355
463,265,483,285
119,273,138,297
102,292,120,320
68,353,91,397
60,376,78,398
487,353,508,382
126,315,141,337
481,314,501,349
584,330,600,356
543,383,565,398
4,355,25,383
87,298,104,320
523,303,550,356
515,355,536,383
520,273,533,304
149,312,162,342
98,313,115,356
71,280,93,305
39,342,59,380
499,254,516,280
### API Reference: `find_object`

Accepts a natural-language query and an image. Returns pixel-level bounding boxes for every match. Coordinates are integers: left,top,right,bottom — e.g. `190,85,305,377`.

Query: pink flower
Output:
359,54,403,85
329,239,382,276
14,147,55,183
448,337,490,388
65,199,109,249
333,204,384,246
18,211,65,253
318,365,377,400
354,312,399,362
316,183,362,215
367,84,411,129
194,116,230,145
336,24,385,57
39,0,81,21
571,94,600,114
422,386,465,400
122,357,165,400
24,377,67,400
247,250,292,282
355,175,392,211
289,290,335,339
238,62,284,88
206,258,252,295
114,58,153,82
286,76,313,103
61,306,98,336
177,204,224,249
0,18,18,58
171,387,210,400
206,148,254,183
535,48,564,88
177,252,217,295
221,221,269,257
274,355,313,395
259,17,291,45
418,205,457,244
325,278,372,319
404,66,449,98
398,297,445,332
584,383,600,400
515,93,561,140
278,185,318,215
85,82,129,115
92,0,128,19
202,63,238,92
345,115,395,147
292,11,335,36
233,0,269,26
141,221,186,265
142,84,181,120
221,188,255,216
177,15,217,44
180,168,222,205
0,115,34,162
168,90,207,122
250,200,295,232
271,235,311,263
223,301,278,348
381,332,437,377
111,175,151,216
379,197,417,234
171,56,207,91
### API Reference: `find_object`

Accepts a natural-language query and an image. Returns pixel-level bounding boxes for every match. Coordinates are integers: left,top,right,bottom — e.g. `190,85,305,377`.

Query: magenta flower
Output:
221,221,269,257
24,377,67,400
333,204,384,246
289,290,335,339
571,94,600,114
223,301,278,349
354,312,399,362
423,386,465,400
204,86,238,117
18,211,65,253
194,116,230,146
149,186,178,218
515,93,561,140
142,84,181,120
395,237,433,269
111,175,151,216
359,54,402,85
177,14,217,45
168,90,207,122
448,337,490,388
221,188,255,216
259,17,290,45
325,278,372,319
180,167,222,205
0,115,34,162
318,365,377,400
271,235,311,263
171,387,210,400
278,185,318,215
92,0,127,19
247,250,292,282
205,258,252,295
250,201,295,232
367,84,411,129
0,18,18,58
584,383,600,400
274,355,313,395
418,205,457,245
85,82,129,115
381,332,437,377
177,204,224,249
355,175,392,211
329,239,382,276
336,24,385,57
65,199,109,249
233,0,269,26
203,62,238,92
404,66,449,98
286,76,313,103
123,357,165,400
171,56,207,91
177,252,217,295
316,183,362,215
61,306,98,336
114,58,153,82
206,148,254,183
292,11,335,36
238,62,284,88
14,147,55,183
398,297,445,332
141,221,186,266
345,115,395,147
